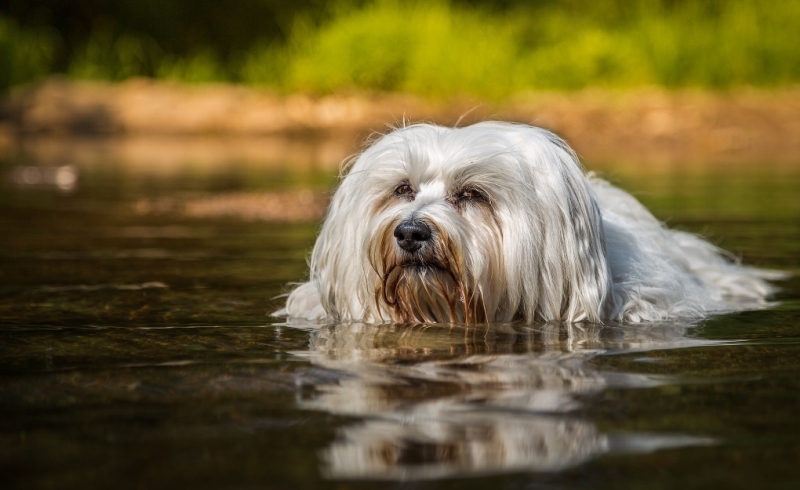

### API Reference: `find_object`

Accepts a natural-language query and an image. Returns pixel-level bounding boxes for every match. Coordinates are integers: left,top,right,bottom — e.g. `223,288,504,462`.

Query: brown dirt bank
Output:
2,77,799,164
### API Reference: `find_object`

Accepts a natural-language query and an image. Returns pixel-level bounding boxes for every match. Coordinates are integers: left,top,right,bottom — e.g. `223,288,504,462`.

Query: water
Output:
1,138,799,489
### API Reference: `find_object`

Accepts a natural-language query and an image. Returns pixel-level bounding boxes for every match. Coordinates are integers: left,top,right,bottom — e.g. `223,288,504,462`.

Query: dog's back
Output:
590,176,784,322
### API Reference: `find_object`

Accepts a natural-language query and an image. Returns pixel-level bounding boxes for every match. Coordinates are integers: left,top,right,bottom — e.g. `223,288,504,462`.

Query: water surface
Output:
1,139,799,489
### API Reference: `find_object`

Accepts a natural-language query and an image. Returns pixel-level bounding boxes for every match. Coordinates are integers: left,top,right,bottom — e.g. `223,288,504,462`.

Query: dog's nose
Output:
394,220,432,252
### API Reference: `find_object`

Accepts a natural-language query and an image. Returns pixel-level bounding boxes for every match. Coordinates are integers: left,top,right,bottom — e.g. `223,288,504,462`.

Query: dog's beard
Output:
371,222,487,324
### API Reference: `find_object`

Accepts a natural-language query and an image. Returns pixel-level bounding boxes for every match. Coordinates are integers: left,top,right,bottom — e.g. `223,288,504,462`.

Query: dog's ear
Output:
559,171,611,322
548,134,611,322
308,155,390,323
308,182,358,322
283,162,377,322
509,129,612,323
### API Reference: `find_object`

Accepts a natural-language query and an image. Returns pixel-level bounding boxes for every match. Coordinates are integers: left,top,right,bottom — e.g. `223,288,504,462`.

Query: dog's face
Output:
369,148,505,323
310,122,610,324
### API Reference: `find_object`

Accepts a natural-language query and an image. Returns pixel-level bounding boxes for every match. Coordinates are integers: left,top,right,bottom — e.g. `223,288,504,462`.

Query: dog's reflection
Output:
292,322,715,479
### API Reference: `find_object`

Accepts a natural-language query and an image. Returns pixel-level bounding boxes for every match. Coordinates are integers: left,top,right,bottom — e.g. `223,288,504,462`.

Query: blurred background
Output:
1,0,799,93
1,0,798,163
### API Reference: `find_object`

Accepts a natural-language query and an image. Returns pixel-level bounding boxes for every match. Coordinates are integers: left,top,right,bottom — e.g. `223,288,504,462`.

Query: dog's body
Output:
278,122,780,324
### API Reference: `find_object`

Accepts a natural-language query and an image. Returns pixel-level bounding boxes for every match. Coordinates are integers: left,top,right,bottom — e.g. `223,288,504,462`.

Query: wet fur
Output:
277,122,782,324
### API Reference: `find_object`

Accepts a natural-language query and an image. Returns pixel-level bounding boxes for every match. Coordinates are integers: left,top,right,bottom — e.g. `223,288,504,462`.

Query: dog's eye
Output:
394,183,414,197
457,188,484,201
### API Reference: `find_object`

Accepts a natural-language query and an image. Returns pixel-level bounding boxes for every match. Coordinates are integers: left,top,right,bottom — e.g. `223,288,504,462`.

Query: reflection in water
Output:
290,322,717,479
10,164,78,191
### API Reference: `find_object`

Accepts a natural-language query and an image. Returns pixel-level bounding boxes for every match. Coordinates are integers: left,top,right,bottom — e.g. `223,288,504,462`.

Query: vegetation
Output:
2,0,799,95
0,16,57,90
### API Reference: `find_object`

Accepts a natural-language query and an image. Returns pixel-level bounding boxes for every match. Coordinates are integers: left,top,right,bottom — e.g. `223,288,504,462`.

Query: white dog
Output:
277,122,781,324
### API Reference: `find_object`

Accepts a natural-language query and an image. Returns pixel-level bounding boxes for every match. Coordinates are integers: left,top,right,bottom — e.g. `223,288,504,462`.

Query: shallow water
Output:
1,140,799,489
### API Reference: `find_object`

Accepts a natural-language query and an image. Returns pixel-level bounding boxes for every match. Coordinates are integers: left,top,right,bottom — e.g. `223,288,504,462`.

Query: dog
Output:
276,122,782,324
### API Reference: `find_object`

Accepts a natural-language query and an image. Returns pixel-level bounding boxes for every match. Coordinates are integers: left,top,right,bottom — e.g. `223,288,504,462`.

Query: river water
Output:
1,138,799,489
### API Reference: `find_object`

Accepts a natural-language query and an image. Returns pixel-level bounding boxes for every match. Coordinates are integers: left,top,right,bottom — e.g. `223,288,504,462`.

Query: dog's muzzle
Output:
393,220,432,253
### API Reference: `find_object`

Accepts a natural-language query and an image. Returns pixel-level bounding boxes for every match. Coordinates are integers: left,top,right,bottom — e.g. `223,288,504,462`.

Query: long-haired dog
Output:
277,122,782,324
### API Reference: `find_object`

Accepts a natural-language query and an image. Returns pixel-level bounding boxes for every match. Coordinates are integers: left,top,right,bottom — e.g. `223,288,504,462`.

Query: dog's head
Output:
310,122,611,323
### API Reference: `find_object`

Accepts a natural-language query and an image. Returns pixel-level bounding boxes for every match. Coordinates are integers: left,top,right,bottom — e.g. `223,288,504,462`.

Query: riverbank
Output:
2,78,799,165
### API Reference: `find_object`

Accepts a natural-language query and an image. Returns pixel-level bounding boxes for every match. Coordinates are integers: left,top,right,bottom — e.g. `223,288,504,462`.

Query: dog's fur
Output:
277,122,781,324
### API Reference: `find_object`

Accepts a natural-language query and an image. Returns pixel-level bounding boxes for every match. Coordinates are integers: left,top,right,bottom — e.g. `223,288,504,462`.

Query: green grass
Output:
3,0,800,96
249,0,800,96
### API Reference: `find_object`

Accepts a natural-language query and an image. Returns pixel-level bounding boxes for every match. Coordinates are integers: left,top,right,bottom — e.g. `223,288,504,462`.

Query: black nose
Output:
394,220,432,252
